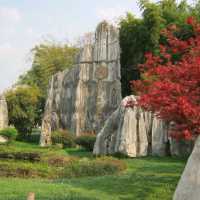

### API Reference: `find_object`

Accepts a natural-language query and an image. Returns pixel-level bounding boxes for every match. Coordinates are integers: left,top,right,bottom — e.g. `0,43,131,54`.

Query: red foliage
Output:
132,17,200,140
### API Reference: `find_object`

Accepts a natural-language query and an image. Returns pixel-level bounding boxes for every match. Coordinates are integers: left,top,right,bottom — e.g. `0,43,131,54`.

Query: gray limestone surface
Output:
40,21,121,146
0,94,8,130
0,136,8,144
93,95,193,157
93,96,162,157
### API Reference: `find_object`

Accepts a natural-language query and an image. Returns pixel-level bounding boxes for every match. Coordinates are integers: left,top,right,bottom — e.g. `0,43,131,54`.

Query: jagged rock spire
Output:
40,21,121,146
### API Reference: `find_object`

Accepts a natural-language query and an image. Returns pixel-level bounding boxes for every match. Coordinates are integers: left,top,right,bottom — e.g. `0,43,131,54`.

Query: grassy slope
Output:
0,142,186,200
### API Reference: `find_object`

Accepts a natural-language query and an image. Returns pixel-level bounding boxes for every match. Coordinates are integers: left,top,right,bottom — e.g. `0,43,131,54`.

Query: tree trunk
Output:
27,192,35,200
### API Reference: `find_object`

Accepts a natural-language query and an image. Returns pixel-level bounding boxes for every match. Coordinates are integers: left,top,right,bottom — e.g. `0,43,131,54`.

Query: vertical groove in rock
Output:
136,108,140,156
145,113,153,155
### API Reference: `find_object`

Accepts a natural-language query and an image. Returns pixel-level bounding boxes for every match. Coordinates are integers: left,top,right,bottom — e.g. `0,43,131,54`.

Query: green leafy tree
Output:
6,86,41,138
18,42,79,126
19,42,78,95
119,0,194,97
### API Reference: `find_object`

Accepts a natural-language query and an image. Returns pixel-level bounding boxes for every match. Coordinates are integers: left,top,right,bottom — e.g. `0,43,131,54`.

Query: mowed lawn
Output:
0,142,186,200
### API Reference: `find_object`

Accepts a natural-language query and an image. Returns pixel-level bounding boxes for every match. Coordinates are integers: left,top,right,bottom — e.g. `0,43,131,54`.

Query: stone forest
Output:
1,1,200,200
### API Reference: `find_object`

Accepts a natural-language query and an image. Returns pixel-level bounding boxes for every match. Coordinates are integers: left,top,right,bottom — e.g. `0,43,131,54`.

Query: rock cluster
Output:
93,96,193,157
0,94,8,130
40,21,121,146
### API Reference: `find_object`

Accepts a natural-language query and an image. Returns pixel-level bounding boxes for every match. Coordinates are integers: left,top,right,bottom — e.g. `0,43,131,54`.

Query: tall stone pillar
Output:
40,21,121,146
0,94,8,130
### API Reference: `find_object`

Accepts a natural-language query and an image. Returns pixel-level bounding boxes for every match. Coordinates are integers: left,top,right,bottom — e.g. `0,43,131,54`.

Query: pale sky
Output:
0,0,194,93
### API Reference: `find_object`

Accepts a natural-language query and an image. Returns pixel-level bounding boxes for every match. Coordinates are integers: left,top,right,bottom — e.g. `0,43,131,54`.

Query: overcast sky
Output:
0,0,194,93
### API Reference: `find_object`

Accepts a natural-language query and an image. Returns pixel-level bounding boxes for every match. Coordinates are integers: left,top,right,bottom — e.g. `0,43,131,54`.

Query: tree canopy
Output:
6,86,41,137
120,0,200,97
6,41,78,134
19,42,78,96
132,17,200,140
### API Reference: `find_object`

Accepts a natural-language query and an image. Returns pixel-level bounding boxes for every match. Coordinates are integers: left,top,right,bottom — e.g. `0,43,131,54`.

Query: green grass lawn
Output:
0,142,186,200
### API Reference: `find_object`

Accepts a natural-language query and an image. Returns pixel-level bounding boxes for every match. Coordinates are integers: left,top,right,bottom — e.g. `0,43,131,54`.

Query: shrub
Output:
0,164,37,178
52,130,75,148
63,157,126,178
0,152,41,162
75,135,96,151
25,129,41,144
5,86,41,138
48,156,78,167
0,162,54,178
25,133,41,144
0,127,18,141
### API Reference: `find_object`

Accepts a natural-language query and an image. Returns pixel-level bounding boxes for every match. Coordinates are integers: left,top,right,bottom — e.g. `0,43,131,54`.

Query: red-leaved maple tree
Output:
131,17,200,140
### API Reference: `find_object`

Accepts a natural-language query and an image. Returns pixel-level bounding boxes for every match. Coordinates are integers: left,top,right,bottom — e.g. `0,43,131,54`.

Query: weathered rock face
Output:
40,21,121,146
170,138,193,157
0,95,8,130
151,117,169,156
94,96,167,157
0,135,8,144
173,136,200,200
167,122,194,157
93,95,193,157
93,96,148,157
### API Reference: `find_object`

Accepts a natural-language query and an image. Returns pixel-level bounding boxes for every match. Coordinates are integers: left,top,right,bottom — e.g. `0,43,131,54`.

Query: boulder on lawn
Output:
93,95,193,157
93,96,169,157
173,136,200,200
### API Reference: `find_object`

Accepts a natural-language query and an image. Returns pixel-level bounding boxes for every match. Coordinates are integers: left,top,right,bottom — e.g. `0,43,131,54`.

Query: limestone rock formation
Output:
0,94,8,130
173,136,200,200
0,136,8,144
168,122,193,157
93,96,168,157
170,138,193,157
93,95,193,157
40,21,121,146
151,117,169,156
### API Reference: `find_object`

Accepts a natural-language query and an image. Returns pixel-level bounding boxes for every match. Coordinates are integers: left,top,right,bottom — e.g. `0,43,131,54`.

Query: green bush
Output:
0,127,18,141
0,152,41,162
52,130,75,148
25,133,41,144
48,156,78,167
75,135,96,151
63,157,126,178
25,129,41,144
